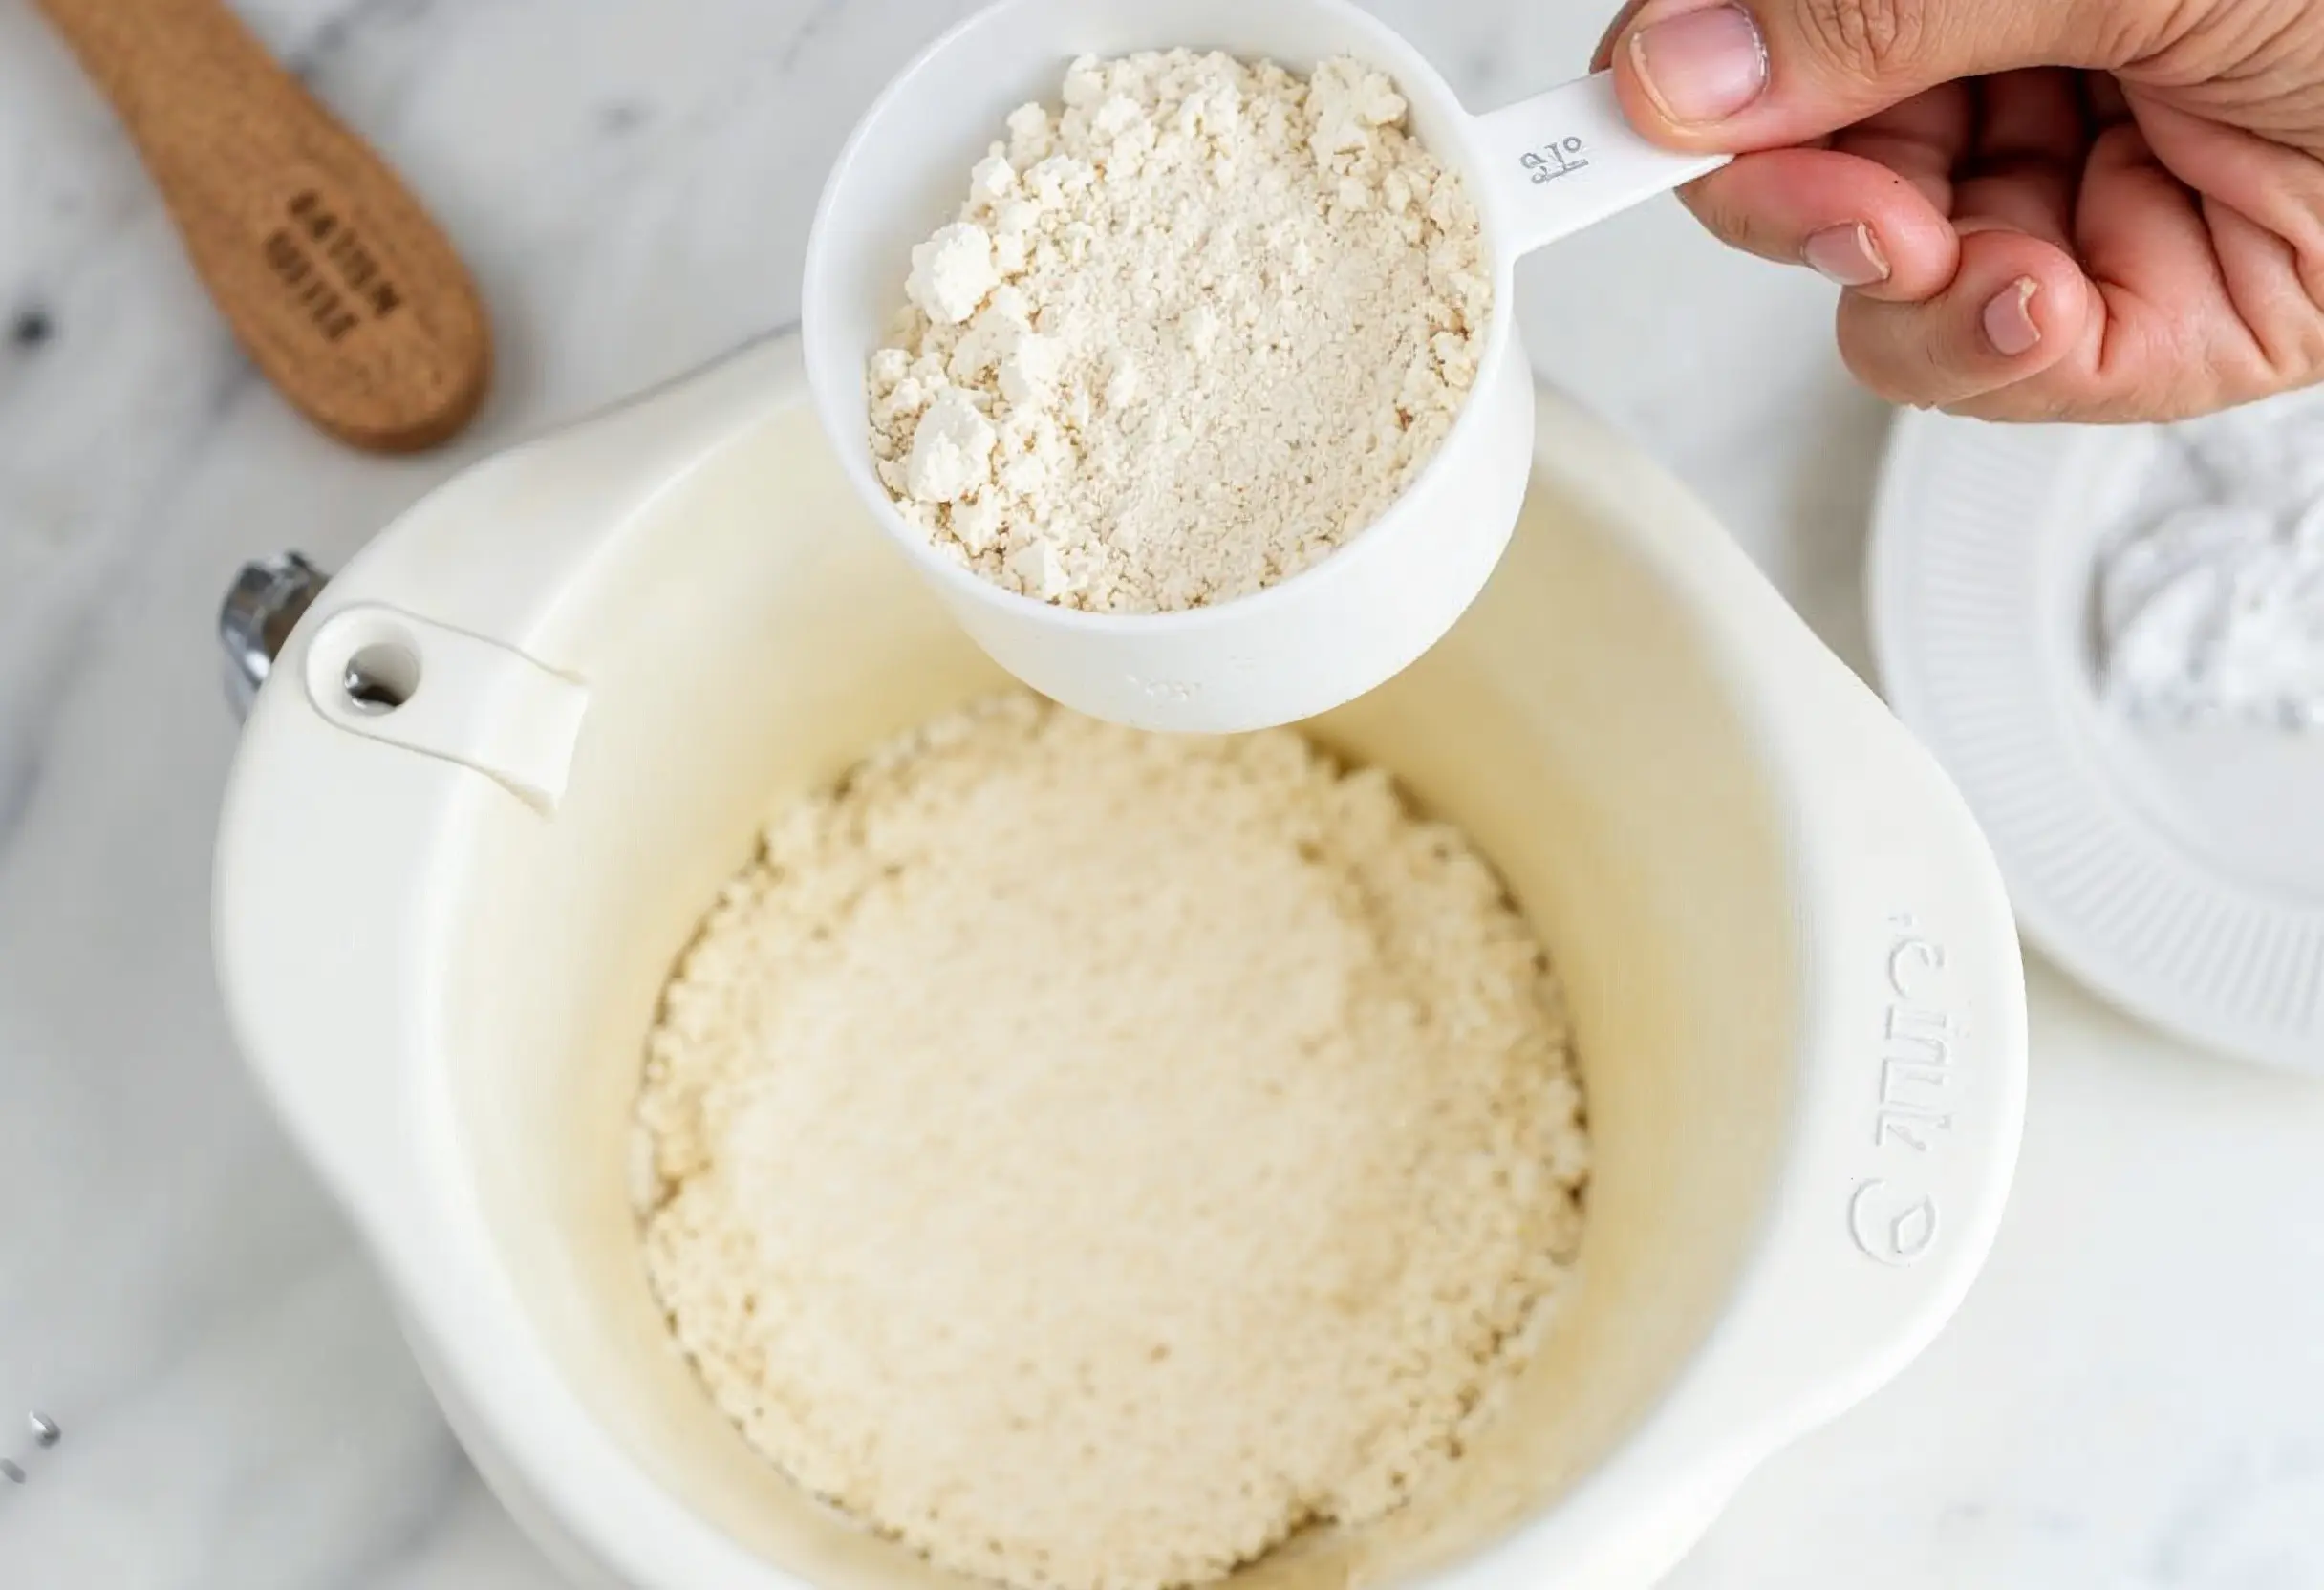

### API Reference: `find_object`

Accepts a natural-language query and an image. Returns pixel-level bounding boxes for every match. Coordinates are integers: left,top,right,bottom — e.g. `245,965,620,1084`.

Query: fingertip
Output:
1824,188,1957,302
1838,231,2088,407
1603,0,1758,151
1980,277,2043,357
1606,41,1688,149
1673,149,1956,297
1957,229,2089,367
1802,222,1891,288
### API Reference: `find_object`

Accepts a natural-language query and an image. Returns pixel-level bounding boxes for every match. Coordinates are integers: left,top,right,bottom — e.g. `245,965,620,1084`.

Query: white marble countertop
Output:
3,0,2322,1583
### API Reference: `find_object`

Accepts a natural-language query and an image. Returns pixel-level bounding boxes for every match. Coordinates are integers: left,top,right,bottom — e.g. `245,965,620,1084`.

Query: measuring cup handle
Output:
1474,73,1730,256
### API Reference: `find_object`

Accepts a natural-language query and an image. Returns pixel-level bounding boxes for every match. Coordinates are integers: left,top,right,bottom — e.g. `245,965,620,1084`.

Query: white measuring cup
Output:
803,0,1726,733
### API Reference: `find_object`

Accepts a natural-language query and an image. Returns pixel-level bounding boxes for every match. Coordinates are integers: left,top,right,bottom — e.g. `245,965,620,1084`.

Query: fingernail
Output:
1983,278,2041,355
1803,224,1889,287
1630,5,1770,126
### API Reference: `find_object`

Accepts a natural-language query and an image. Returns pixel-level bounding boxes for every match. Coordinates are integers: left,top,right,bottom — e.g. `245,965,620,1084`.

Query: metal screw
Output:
219,551,331,720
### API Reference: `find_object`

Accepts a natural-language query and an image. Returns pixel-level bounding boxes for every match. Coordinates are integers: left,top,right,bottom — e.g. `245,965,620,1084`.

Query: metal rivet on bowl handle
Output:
220,551,330,720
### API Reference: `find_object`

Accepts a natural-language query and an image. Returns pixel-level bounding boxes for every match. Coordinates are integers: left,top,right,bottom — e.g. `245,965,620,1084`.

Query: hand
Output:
1593,0,2324,420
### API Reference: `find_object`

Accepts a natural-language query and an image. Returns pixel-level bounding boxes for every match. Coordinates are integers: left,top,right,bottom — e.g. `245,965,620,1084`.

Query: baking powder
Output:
2098,389,2324,728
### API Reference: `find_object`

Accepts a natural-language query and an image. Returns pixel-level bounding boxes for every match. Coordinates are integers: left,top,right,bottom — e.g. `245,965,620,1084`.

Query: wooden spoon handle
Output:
33,0,491,452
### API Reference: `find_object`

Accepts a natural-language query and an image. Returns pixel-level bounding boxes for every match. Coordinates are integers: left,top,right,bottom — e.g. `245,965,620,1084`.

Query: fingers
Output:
1676,147,1958,294
1852,106,2324,422
2206,204,2324,390
2122,92,2324,260
1835,227,2092,410
2083,72,2131,125
2071,119,2220,320
1603,0,2127,154
2074,115,2324,406
1831,81,1972,213
1973,67,2086,161
1951,68,2086,248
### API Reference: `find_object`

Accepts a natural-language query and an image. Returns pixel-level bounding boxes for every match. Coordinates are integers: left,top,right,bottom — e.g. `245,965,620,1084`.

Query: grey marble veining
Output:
3,0,2321,1584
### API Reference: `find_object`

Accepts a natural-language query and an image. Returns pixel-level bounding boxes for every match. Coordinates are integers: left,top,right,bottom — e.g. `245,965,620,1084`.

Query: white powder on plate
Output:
634,696,1585,1590
864,52,1491,613
2097,389,2324,728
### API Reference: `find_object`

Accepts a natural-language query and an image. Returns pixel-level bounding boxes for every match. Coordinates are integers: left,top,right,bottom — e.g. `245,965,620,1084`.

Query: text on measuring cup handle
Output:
1519,139,1591,183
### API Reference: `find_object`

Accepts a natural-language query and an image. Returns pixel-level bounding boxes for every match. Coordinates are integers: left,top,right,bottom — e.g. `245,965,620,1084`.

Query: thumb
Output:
1603,0,2120,149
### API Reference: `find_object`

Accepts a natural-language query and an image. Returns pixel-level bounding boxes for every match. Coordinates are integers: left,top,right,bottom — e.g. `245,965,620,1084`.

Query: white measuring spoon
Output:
804,0,1726,733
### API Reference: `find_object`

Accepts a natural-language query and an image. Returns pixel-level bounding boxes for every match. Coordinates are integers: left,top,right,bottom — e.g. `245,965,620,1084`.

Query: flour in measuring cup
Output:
2097,389,2324,728
864,52,1490,613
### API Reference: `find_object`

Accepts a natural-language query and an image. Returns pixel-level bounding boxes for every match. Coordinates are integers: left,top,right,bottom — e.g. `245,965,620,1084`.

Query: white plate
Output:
1869,410,2324,1071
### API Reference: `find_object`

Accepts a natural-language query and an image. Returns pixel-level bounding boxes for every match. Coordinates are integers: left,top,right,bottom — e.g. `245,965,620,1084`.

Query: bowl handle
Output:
1530,386,2027,1442
1505,624,2032,1590
1674,632,2030,1456
214,333,808,1242
1454,388,2032,1586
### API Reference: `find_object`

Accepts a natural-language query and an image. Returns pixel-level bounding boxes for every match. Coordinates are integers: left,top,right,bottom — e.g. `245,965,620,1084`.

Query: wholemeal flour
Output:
865,52,1491,612
634,697,1586,1590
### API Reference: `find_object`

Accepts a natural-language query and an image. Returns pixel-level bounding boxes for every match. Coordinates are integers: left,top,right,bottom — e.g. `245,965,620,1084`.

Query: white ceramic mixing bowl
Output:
803,0,1724,733
215,333,2025,1590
